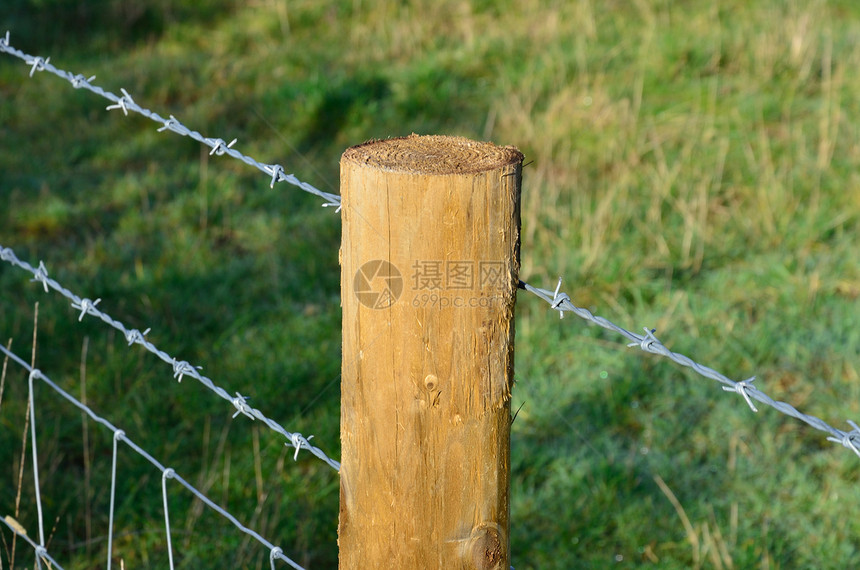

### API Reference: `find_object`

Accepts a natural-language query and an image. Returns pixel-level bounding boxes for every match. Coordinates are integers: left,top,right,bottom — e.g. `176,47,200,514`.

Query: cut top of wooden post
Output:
342,134,523,174
339,134,522,570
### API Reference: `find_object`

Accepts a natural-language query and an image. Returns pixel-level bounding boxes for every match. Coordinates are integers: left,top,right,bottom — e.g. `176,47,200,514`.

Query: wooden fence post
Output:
338,134,523,569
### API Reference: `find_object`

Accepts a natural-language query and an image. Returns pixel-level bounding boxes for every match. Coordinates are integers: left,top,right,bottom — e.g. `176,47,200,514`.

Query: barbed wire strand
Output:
0,342,306,570
0,515,65,570
0,31,341,212
0,245,341,471
519,278,860,459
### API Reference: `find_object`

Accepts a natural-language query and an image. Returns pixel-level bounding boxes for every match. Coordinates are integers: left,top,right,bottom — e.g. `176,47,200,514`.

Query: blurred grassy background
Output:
2,0,860,568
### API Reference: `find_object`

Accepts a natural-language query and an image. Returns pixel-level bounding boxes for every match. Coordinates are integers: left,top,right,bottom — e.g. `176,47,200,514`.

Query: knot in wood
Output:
470,523,504,570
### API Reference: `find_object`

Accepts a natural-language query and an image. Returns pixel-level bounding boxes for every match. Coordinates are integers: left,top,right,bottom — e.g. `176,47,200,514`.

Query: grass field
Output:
2,0,860,568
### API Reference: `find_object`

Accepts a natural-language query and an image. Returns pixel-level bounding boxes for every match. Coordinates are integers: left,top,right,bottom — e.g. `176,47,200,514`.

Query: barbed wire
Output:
0,31,341,211
0,342,306,570
519,278,860,459
0,245,341,471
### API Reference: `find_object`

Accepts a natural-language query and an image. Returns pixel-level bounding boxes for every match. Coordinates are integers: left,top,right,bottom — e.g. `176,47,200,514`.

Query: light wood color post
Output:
338,134,522,569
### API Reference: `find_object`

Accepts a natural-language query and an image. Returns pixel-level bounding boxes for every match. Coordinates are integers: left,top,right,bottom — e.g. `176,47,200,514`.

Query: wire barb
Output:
231,392,255,420
722,377,759,412
105,88,134,115
287,433,315,461
627,327,660,352
27,55,49,77
71,73,96,88
550,277,570,319
171,358,201,383
31,261,49,292
71,297,102,322
827,420,860,459
125,327,151,346
266,164,285,189
322,199,343,213
157,115,181,132
207,137,238,156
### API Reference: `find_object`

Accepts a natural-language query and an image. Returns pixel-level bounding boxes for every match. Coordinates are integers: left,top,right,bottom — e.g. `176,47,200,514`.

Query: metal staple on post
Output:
0,343,307,570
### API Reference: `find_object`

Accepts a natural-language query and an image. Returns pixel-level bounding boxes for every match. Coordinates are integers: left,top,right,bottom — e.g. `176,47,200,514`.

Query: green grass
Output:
2,0,860,568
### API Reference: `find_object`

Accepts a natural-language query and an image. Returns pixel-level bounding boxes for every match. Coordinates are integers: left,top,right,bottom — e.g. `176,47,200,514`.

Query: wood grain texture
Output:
338,134,522,569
